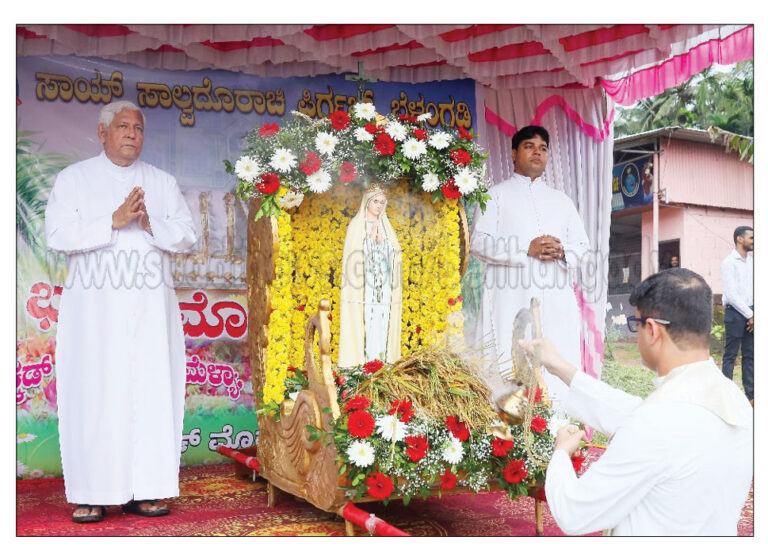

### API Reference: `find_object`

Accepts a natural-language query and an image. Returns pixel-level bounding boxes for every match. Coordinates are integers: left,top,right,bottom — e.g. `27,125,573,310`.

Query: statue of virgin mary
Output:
338,186,402,368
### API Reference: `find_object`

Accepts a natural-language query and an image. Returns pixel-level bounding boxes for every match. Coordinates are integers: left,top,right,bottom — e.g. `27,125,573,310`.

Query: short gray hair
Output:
99,101,145,127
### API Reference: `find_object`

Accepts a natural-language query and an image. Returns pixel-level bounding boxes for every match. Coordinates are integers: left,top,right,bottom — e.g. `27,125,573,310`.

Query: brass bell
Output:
494,384,529,426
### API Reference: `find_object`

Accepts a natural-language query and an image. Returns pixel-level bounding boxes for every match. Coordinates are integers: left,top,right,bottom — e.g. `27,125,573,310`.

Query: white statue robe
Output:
469,172,590,407
44,152,197,505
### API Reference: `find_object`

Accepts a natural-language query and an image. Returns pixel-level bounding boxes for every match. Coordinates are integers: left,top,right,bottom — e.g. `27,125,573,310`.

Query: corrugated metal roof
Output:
615,127,720,149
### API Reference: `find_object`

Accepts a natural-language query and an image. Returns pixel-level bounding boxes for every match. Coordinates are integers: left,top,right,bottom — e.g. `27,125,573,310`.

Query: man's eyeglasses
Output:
626,316,671,333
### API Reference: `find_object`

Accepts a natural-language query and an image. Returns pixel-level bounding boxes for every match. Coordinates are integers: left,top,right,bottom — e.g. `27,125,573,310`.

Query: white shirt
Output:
545,360,753,535
45,152,197,504
720,249,753,319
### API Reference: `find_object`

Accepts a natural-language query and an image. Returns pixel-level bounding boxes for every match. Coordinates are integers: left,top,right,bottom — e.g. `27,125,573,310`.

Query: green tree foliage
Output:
615,60,753,139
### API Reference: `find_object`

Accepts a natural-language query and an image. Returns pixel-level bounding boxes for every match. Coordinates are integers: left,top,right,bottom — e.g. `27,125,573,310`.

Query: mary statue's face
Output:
366,194,387,219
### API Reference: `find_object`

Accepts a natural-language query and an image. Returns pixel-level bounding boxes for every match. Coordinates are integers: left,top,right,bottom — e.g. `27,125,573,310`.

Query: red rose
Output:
339,161,358,183
297,304,306,311
458,126,474,141
491,437,515,457
525,386,543,404
571,451,586,473
441,179,461,199
363,359,384,375
439,468,457,490
365,472,394,500
405,435,429,462
364,123,382,134
343,394,371,412
374,133,396,156
336,375,347,386
445,415,470,442
389,399,414,423
414,128,428,141
257,173,281,194
347,410,375,438
259,123,279,137
503,459,528,484
398,114,417,123
530,415,547,434
330,109,351,130
299,152,321,175
415,325,421,334
287,366,297,373
449,149,472,166
448,298,456,306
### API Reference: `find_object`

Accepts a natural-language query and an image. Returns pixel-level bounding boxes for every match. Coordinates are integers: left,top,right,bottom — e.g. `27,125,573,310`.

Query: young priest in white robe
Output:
521,268,753,535
45,101,197,523
469,125,590,410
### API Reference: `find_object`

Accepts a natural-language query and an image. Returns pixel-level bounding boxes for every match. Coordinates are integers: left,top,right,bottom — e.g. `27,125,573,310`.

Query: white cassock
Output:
545,359,753,535
469,172,590,407
45,151,197,505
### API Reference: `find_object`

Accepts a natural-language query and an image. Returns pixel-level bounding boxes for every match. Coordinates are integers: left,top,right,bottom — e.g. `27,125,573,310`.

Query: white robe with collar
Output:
45,152,197,505
545,359,753,535
469,172,590,406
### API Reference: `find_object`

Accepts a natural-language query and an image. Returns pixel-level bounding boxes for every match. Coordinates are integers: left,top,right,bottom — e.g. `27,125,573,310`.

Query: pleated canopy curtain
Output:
17,23,753,380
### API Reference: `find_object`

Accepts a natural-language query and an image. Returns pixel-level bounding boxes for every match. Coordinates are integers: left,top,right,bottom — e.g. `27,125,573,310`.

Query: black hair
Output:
733,225,753,245
629,268,712,347
511,125,550,150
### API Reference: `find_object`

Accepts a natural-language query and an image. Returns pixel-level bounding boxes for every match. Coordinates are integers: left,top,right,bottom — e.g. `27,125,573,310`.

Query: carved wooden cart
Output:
245,195,546,536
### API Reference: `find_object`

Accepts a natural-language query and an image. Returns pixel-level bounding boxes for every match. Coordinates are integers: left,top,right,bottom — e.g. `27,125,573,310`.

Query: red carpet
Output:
16,448,753,536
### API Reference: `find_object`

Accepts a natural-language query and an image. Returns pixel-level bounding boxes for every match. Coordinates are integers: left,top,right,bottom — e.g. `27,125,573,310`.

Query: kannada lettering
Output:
35,71,123,104
16,355,54,405
181,428,201,453
390,91,472,129
185,355,245,400
297,86,374,119
179,291,248,340
208,424,256,451
137,77,285,126
25,282,62,332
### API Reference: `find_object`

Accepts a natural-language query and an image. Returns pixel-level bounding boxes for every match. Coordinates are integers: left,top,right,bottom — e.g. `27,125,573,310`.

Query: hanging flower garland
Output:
228,105,489,221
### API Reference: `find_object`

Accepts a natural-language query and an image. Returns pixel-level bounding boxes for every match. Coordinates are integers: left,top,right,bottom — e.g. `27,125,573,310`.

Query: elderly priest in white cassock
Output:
469,125,590,410
522,269,753,536
45,101,197,523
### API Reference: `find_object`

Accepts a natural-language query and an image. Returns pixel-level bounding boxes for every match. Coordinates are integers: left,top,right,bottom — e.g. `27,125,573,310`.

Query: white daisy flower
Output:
346,440,375,468
417,112,433,122
269,148,297,173
277,190,305,210
441,436,465,464
385,121,408,142
315,132,339,156
353,102,377,120
402,138,427,160
29,469,45,479
17,433,37,444
548,414,572,437
455,167,479,194
354,127,374,142
375,414,407,442
421,173,441,192
428,131,453,150
17,461,29,477
234,156,261,183
307,170,332,194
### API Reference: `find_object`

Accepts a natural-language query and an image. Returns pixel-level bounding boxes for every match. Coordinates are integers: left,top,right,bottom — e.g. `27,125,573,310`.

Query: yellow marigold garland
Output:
262,181,464,407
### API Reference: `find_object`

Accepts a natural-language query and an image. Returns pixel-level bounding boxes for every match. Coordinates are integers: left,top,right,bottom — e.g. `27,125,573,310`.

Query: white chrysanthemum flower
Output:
442,437,465,464
269,148,297,173
353,102,377,120
307,169,332,194
421,173,441,192
234,156,261,183
548,414,572,437
385,121,408,142
455,167,479,194
315,132,339,156
354,127,374,142
428,131,453,150
417,112,433,122
277,190,305,209
29,469,44,478
17,461,29,477
402,138,427,160
17,433,37,444
375,414,407,442
346,440,376,467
